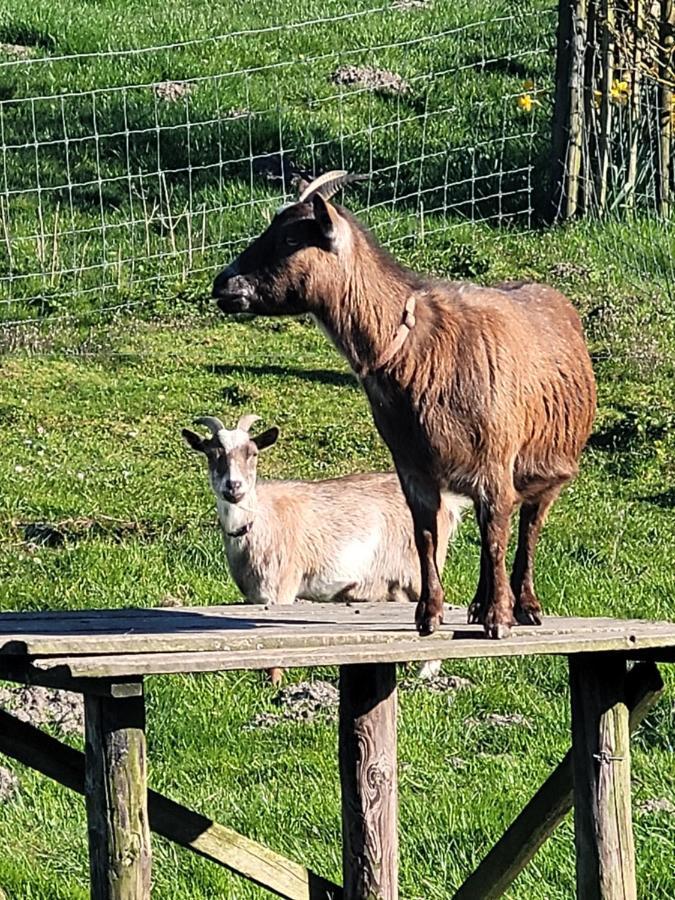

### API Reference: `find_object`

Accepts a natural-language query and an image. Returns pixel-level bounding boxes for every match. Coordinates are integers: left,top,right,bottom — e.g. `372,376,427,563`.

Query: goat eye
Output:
285,235,300,249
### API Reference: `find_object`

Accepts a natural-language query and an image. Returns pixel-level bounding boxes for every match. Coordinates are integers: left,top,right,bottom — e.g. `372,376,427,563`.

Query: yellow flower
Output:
517,93,539,113
610,79,629,105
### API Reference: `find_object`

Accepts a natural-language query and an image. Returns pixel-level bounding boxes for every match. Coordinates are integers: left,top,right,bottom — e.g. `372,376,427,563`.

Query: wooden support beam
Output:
0,707,341,900
451,661,663,900
570,654,637,900
658,0,675,217
339,663,398,900
84,691,152,900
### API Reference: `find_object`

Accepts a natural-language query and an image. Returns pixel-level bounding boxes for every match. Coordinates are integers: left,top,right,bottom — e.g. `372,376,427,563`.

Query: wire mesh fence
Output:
0,1,556,326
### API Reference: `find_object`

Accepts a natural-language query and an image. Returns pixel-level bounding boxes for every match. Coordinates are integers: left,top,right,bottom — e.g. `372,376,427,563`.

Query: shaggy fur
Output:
212,192,597,638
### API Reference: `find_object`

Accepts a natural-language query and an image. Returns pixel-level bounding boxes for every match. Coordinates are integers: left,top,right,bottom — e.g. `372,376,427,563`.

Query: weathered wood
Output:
570,654,636,900
0,707,340,899
597,0,615,211
339,663,398,900
658,0,675,216
551,0,588,218
23,634,675,682
84,691,152,900
626,0,644,209
451,661,663,900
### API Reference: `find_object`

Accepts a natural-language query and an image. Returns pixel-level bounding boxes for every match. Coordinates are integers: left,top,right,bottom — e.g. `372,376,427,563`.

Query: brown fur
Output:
212,194,597,638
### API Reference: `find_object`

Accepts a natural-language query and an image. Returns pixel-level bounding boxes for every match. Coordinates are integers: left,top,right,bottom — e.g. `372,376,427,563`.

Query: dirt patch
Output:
16,515,173,549
331,64,410,96
153,81,193,103
0,766,19,802
246,680,339,728
0,42,35,60
0,684,84,736
638,797,675,815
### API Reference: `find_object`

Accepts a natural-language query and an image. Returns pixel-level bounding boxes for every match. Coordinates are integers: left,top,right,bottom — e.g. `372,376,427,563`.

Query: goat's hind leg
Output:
511,485,564,626
475,489,517,639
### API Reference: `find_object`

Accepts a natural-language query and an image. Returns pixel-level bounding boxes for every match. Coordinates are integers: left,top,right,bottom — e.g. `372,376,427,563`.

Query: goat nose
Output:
225,479,242,494
212,261,240,298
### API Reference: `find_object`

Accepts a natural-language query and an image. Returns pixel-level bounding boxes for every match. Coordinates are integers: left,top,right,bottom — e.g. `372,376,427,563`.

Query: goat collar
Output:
225,521,253,539
370,295,417,372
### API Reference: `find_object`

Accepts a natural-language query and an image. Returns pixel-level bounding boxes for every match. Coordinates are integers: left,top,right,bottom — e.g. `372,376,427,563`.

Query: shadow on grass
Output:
208,362,357,389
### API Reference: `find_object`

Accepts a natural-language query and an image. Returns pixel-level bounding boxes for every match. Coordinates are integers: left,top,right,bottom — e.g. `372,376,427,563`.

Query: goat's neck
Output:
217,489,258,539
316,236,416,375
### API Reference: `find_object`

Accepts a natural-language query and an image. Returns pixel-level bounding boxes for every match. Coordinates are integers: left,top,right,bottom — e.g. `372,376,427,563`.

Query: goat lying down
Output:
183,414,468,681
212,171,597,639
183,414,466,606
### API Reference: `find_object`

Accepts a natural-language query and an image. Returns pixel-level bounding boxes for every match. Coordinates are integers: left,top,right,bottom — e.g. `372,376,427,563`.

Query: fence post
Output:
551,0,589,219
658,0,675,216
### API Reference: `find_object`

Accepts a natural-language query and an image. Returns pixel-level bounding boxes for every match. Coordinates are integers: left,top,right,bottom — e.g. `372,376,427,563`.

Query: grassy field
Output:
0,0,674,897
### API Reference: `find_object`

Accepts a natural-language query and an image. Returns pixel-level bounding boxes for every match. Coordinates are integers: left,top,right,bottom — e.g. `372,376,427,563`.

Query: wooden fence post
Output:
658,0,675,216
339,663,398,900
551,0,589,219
84,689,152,900
569,654,636,900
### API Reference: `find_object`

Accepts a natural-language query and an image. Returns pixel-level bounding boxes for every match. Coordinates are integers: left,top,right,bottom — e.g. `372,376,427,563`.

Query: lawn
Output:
0,0,674,897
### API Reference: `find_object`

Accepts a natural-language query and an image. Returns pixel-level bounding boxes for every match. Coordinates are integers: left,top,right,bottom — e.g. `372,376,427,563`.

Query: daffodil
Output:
610,79,629,105
517,93,539,113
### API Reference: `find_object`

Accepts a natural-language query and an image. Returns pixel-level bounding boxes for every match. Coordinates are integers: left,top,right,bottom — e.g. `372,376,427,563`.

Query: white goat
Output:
182,414,467,678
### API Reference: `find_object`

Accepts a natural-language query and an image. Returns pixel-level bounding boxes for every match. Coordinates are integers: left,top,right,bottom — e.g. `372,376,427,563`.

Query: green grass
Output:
0,0,674,897
0,216,674,897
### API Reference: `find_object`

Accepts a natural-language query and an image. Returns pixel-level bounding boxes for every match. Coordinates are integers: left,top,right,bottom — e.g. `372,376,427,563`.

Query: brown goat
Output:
212,173,597,638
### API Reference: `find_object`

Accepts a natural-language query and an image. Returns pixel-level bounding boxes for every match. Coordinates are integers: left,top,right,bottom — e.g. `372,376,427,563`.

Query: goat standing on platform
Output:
211,172,597,639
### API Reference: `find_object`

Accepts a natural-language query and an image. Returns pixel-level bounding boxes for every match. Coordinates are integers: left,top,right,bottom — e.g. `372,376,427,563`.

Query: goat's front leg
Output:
474,489,517,639
399,483,444,636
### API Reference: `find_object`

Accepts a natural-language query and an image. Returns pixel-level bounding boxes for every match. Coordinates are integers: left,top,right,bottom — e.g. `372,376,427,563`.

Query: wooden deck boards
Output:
1,603,674,678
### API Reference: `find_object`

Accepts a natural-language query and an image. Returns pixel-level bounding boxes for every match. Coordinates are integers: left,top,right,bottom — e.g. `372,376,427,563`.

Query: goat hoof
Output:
415,600,442,636
485,622,513,640
515,606,543,626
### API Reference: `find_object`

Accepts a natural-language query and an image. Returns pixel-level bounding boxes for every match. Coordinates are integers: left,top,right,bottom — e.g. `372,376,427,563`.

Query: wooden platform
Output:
0,603,673,900
1,602,674,680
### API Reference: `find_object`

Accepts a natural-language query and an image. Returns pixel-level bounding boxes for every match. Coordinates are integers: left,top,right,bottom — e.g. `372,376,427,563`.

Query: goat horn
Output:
237,414,261,432
194,416,227,436
298,170,367,203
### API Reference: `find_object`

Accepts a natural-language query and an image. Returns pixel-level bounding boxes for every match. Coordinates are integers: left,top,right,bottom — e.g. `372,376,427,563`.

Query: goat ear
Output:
252,426,279,452
182,428,206,454
312,193,336,242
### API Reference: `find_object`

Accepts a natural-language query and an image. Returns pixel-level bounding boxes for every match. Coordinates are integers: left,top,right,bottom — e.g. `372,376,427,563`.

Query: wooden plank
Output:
451,661,664,900
84,691,152,900
339,664,398,900
0,707,341,899
21,629,675,680
570,654,636,900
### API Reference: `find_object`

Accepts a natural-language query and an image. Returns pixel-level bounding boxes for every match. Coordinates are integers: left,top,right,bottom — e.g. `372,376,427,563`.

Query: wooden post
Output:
551,0,589,219
84,689,152,900
339,664,398,900
569,654,636,900
452,660,663,900
658,0,675,217
597,0,616,211
625,0,644,210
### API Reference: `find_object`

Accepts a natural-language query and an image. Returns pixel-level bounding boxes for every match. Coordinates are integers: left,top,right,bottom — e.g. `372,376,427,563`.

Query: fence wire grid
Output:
0,1,556,325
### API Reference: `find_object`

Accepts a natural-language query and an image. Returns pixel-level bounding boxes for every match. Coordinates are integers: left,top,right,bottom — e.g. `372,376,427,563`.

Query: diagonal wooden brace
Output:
452,661,664,900
0,707,341,900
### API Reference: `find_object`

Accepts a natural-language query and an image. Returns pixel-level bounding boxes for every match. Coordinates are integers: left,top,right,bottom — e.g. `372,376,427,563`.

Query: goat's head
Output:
212,171,364,316
182,414,279,504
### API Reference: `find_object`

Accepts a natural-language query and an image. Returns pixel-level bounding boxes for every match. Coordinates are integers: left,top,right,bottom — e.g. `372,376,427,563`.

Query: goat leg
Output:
474,493,516,639
511,485,563,626
414,528,445,636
